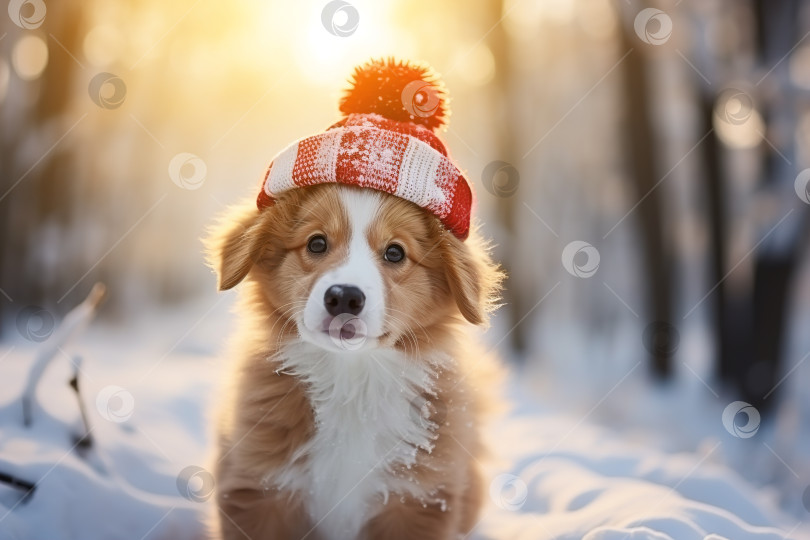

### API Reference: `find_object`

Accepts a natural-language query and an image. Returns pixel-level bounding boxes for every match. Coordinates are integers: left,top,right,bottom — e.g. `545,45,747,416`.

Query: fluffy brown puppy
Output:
204,183,501,540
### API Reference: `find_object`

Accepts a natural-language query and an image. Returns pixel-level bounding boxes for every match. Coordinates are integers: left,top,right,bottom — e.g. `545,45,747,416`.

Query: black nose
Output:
324,285,365,316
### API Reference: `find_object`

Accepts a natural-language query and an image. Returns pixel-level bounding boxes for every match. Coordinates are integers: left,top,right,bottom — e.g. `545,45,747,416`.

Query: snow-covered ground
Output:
478,382,807,539
0,294,807,539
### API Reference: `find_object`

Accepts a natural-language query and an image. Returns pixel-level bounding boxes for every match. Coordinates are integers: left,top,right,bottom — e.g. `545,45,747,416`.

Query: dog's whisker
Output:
385,308,431,360
274,308,306,353
386,313,422,361
266,301,307,343
386,305,431,335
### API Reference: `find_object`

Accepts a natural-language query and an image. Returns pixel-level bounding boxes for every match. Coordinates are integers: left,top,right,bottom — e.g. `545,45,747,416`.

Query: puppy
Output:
205,59,502,540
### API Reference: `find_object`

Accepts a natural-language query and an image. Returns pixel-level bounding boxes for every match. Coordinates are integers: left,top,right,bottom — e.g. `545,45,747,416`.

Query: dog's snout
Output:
324,285,365,316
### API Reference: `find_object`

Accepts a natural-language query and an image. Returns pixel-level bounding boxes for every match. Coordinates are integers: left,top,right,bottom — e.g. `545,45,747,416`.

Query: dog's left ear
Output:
204,204,266,291
442,234,501,326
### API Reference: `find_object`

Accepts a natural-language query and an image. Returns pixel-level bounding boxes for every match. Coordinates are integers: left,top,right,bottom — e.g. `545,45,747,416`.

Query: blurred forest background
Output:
2,0,810,519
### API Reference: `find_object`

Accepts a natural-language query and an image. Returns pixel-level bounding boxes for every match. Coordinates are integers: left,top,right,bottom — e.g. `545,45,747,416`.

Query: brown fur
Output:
204,184,502,539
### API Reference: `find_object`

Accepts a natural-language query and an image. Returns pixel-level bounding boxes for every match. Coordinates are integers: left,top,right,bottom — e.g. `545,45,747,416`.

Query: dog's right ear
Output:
204,204,266,291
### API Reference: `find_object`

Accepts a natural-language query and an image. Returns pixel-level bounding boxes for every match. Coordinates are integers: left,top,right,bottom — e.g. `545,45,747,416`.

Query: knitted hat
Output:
257,58,473,240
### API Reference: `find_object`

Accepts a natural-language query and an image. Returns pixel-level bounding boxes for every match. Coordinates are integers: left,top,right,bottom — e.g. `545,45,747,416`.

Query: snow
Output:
0,295,807,539
477,392,805,539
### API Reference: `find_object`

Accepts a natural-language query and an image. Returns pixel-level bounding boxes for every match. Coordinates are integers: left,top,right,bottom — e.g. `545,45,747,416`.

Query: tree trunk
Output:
619,23,673,378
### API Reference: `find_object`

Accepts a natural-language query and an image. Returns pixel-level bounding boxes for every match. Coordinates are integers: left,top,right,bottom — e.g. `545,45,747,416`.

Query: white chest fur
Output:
267,341,445,539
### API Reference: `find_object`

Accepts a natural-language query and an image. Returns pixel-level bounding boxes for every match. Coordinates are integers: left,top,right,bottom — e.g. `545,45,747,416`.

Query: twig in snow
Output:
68,355,94,451
21,283,106,426
0,471,36,501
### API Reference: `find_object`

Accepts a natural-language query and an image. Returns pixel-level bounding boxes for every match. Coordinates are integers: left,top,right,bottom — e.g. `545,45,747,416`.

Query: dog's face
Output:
207,184,497,353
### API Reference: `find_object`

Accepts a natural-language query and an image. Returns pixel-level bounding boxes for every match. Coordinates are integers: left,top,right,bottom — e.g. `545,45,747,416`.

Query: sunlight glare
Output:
12,35,48,81
287,1,401,86
714,104,765,149
84,25,124,68
453,44,495,87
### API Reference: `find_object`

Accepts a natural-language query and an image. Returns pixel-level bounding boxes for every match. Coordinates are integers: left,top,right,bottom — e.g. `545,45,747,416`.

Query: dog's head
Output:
206,184,500,353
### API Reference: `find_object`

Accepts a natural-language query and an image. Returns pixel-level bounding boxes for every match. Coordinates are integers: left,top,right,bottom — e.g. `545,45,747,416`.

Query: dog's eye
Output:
307,235,327,254
384,244,405,263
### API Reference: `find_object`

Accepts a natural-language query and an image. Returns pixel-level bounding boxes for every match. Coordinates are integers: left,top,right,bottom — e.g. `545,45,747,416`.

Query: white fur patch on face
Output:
266,341,448,540
278,187,454,536
300,187,387,352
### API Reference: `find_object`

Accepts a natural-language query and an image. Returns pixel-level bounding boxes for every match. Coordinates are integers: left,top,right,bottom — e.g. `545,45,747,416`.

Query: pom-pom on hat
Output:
257,58,473,240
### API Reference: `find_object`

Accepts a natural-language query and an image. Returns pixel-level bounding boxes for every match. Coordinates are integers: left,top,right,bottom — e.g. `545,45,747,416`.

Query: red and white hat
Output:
257,58,473,240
